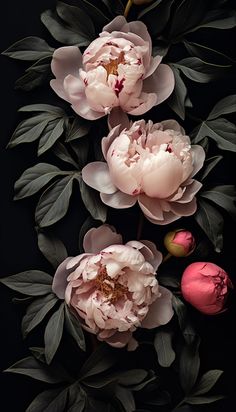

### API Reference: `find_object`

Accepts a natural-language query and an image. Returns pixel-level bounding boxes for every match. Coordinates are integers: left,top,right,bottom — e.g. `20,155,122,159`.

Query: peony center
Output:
95,266,128,302
102,51,125,77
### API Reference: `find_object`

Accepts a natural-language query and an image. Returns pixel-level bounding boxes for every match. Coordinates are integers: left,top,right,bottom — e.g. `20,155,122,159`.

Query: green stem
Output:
124,0,133,18
162,252,172,263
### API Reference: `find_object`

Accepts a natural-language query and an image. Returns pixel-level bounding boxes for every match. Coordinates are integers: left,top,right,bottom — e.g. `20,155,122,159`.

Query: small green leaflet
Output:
37,231,68,269
2,36,54,61
0,270,52,296
44,302,65,364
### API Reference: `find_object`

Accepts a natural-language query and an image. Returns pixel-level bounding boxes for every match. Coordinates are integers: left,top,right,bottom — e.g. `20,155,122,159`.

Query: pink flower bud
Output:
164,229,195,257
181,262,233,315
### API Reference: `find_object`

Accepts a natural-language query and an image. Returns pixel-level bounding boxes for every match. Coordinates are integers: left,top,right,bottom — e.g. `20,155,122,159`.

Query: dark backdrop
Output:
0,1,236,411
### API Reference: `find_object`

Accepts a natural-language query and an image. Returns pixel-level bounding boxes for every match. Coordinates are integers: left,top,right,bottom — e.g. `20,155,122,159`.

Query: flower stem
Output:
124,0,133,18
162,252,172,263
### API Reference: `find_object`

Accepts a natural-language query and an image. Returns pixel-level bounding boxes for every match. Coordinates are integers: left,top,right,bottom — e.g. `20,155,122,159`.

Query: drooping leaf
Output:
67,382,87,412
22,293,58,338
208,94,236,120
14,57,51,91
29,347,46,363
115,386,135,412
201,185,236,219
53,142,79,169
77,177,107,222
74,0,109,31
37,231,68,269
79,344,116,380
183,41,236,66
200,156,223,181
38,117,66,156
173,57,231,83
101,0,124,16
26,387,68,412
185,8,236,33
0,271,52,296
2,36,54,60
5,356,68,384
168,66,188,119
41,9,90,46
8,115,50,148
138,0,174,37
184,395,225,404
192,119,236,152
56,1,95,40
65,117,90,142
19,104,65,116
14,163,68,200
194,198,224,252
44,303,65,364
172,295,196,344
35,175,77,227
191,370,223,396
154,330,175,367
70,137,90,170
158,275,180,289
64,305,86,351
179,337,201,394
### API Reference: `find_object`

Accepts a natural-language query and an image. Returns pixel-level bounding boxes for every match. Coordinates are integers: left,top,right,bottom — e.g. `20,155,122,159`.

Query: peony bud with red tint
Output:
181,262,233,315
164,229,196,257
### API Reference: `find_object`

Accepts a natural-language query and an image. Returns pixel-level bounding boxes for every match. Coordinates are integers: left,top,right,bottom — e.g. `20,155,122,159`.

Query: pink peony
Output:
50,16,174,120
181,262,233,315
164,229,196,257
82,117,205,225
52,225,173,349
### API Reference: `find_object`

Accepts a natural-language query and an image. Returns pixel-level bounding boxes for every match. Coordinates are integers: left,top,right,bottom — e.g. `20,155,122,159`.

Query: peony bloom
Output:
164,229,196,257
181,262,233,315
82,117,205,225
50,16,174,120
52,225,173,349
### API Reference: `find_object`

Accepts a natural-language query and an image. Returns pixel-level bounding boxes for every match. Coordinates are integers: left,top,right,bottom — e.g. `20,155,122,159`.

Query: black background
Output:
0,1,236,411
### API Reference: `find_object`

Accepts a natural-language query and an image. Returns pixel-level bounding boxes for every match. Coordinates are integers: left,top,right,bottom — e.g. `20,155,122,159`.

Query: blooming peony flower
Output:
181,262,233,315
82,117,205,225
164,229,196,257
52,225,173,349
50,16,174,120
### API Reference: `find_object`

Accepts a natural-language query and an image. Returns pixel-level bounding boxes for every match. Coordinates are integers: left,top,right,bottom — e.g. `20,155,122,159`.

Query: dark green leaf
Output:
115,386,135,412
158,275,180,288
8,115,50,148
192,119,236,152
77,177,107,222
185,395,225,404
19,104,65,116
168,66,188,119
172,295,196,344
2,36,54,60
64,305,86,351
79,344,116,380
138,0,174,37
70,137,90,170
22,293,58,338
66,117,90,142
75,0,109,31
195,198,224,252
186,9,236,33
37,231,68,269
14,163,67,200
38,118,66,156
191,370,223,396
173,57,230,83
44,303,65,364
68,382,86,412
0,271,52,296
26,387,68,412
183,41,236,66
5,356,67,384
15,57,51,91
35,175,77,227
53,142,79,169
201,185,236,219
208,95,236,120
200,156,223,181
29,347,46,362
154,330,175,367
116,369,148,387
101,0,124,16
41,9,90,46
56,1,95,40
179,337,201,394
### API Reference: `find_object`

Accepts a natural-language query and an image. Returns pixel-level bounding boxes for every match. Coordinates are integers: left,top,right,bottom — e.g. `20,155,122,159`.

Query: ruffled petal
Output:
102,16,127,33
51,46,82,79
141,286,174,329
102,330,133,348
170,198,197,216
82,162,117,194
101,191,137,209
52,257,72,299
83,225,123,254
144,55,162,79
161,119,185,135
126,92,157,116
102,125,121,160
138,195,164,221
190,145,206,177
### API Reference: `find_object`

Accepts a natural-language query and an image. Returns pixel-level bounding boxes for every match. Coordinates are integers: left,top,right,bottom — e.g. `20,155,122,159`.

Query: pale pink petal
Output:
52,257,72,299
123,21,151,47
144,55,162,79
83,225,123,254
143,64,175,105
138,195,164,221
51,46,82,79
126,92,157,116
176,180,202,203
190,145,206,177
127,336,139,351
108,108,130,131
147,211,180,225
50,79,68,101
102,16,127,33
101,191,137,209
141,286,174,329
161,119,185,135
64,74,84,96
170,198,197,216
103,330,133,348
71,99,105,120
102,125,121,160
82,162,117,194
66,253,91,270
139,240,163,271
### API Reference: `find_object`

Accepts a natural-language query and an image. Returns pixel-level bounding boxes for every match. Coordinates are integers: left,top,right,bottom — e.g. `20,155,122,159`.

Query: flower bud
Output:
181,262,233,315
164,229,195,257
